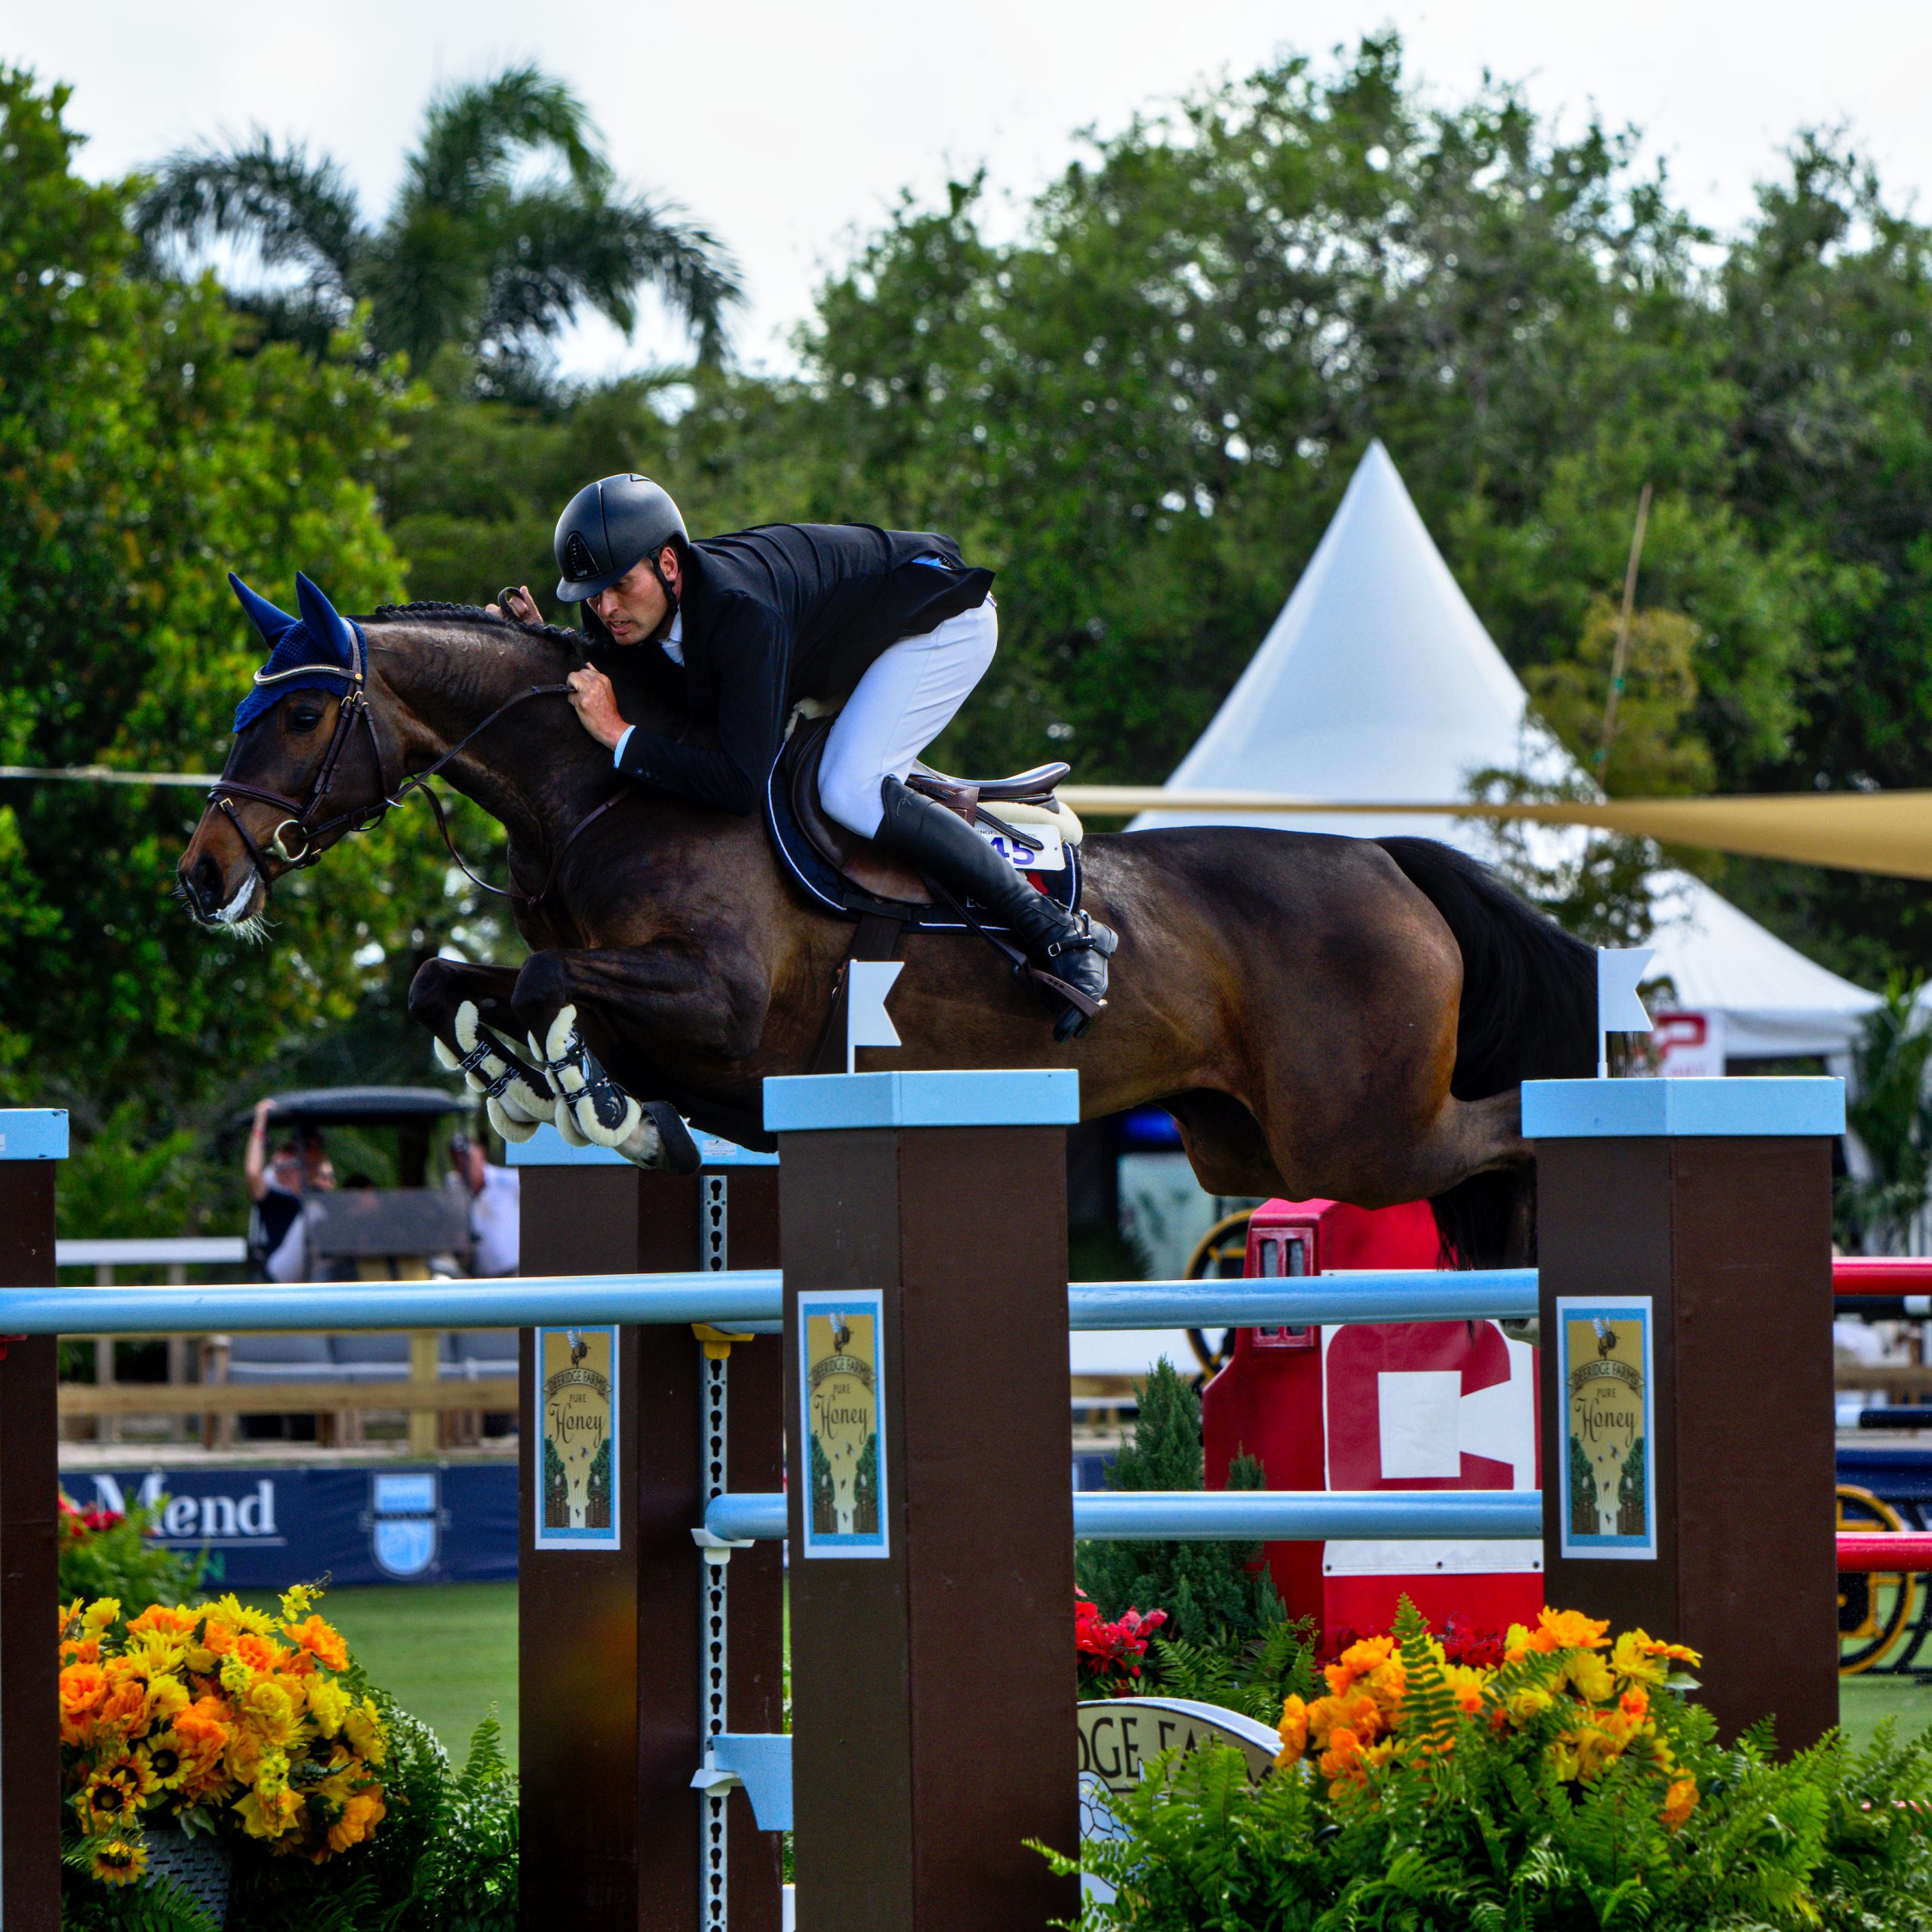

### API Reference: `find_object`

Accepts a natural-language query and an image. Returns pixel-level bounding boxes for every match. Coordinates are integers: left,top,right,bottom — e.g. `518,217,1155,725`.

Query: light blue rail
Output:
705,1488,1543,1545
0,1268,1537,1334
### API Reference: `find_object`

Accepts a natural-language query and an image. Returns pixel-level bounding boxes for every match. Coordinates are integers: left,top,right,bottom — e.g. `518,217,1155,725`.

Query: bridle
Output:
208,622,624,908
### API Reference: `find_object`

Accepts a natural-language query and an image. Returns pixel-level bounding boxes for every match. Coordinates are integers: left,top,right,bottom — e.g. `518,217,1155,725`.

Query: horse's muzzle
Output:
177,815,266,928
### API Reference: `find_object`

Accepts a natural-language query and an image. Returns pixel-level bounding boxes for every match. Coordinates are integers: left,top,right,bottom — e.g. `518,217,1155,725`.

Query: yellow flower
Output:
279,1583,318,1624
241,1677,303,1748
235,1784,304,1841
1503,1685,1553,1727
82,1598,122,1634
208,1593,278,1637
1275,1694,1309,1766
1661,1774,1700,1830
306,1677,351,1737
75,1758,155,1827
1564,1651,1615,1703
343,1697,388,1766
1443,1663,1488,1717
89,1838,148,1885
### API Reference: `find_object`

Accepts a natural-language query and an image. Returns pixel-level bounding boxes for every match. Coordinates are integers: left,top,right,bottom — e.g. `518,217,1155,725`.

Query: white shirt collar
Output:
660,608,685,665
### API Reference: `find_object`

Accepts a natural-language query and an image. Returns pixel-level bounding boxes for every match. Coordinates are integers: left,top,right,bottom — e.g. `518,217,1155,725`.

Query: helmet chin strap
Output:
645,550,681,644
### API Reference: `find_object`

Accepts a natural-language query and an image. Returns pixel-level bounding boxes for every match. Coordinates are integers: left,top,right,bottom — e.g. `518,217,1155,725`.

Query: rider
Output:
500,474,1114,1031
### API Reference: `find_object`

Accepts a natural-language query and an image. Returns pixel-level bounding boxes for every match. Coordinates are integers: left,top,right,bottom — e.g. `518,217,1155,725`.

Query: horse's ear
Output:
294,572,358,668
229,573,298,645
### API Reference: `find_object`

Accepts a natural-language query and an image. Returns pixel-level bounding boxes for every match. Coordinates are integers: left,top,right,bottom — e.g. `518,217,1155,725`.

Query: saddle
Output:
767,711,1088,932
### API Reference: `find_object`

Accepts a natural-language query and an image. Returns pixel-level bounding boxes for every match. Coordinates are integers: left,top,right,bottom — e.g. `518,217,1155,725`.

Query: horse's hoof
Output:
487,1096,540,1142
615,1100,700,1174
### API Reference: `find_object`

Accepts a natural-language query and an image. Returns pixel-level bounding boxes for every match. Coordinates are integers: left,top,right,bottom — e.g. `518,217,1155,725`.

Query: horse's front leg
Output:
510,942,767,1171
407,958,555,1143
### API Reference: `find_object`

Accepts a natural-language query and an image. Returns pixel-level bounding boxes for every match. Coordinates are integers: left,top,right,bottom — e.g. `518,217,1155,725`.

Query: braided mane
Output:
368,601,589,653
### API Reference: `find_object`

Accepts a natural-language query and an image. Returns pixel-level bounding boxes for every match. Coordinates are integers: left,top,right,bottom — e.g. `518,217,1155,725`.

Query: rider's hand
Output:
487,585,542,626
567,667,629,751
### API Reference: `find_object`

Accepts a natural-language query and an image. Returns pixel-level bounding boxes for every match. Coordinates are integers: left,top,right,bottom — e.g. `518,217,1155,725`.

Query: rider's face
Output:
589,549,678,644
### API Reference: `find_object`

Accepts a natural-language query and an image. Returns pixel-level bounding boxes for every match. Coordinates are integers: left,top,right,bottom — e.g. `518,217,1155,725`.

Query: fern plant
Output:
1048,1596,1932,1930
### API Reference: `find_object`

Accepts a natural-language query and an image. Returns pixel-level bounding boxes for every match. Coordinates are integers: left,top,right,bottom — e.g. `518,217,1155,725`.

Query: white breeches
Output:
817,599,998,839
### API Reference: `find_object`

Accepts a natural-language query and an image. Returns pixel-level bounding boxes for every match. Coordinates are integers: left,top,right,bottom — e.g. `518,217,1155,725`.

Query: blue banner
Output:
65,1463,519,1591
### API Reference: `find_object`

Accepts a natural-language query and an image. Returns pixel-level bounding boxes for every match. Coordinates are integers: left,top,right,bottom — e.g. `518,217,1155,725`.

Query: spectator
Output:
243,1100,334,1281
449,1133,519,1276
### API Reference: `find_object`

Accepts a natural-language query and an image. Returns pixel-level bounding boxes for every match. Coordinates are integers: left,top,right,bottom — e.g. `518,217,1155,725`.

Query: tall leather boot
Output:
875,775,1115,1039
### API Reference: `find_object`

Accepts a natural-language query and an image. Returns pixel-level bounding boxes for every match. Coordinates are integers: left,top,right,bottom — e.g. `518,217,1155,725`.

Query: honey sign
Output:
797,1288,888,1558
535,1324,620,1549
1556,1297,1655,1561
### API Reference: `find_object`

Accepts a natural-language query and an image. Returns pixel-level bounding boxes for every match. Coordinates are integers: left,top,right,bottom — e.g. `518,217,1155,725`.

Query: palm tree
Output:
133,66,740,389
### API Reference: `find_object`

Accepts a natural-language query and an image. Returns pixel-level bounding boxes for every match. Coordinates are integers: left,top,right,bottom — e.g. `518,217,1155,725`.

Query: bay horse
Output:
176,596,1595,1265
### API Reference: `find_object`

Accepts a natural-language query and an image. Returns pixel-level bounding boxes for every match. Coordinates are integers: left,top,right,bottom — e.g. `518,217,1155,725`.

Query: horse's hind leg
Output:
407,958,555,1142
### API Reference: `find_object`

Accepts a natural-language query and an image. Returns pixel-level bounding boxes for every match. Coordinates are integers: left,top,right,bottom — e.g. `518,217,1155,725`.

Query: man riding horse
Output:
497,474,1115,1040
179,499,1597,1263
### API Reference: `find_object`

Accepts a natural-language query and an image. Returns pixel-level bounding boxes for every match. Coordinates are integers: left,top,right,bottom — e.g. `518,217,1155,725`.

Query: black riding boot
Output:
875,776,1116,1038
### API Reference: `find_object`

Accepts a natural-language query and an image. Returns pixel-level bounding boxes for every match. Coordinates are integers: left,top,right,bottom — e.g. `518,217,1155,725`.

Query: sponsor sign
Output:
1555,1297,1657,1560
798,1289,888,1558
535,1324,620,1549
72,1465,515,1589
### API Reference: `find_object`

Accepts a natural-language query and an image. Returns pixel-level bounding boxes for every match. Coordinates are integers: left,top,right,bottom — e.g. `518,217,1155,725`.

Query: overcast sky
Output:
12,2,1932,377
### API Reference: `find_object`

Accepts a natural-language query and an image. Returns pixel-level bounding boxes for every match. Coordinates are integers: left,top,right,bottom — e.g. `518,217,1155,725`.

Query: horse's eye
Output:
288,707,322,733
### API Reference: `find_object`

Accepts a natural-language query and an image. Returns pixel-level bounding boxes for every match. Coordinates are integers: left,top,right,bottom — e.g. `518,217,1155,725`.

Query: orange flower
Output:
1660,1774,1700,1830
1531,1607,1611,1653
1324,1633,1396,1697
283,1614,349,1672
1318,1724,1369,1784
1275,1694,1309,1766
128,1604,198,1638
1444,1663,1487,1716
327,1786,386,1854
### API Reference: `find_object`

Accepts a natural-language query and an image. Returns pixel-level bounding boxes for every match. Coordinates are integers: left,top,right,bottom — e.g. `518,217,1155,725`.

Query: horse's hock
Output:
0,1072,1844,1932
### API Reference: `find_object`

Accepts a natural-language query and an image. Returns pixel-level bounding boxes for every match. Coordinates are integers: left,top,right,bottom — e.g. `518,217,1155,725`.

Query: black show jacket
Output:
608,522,994,815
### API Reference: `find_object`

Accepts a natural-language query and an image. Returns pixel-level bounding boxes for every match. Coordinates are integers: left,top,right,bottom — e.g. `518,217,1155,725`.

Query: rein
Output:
208,629,624,910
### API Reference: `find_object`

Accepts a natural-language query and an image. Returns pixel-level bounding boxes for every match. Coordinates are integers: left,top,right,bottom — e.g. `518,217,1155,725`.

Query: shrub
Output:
57,1494,205,1612
1054,1598,1932,1929
1075,1359,1282,1644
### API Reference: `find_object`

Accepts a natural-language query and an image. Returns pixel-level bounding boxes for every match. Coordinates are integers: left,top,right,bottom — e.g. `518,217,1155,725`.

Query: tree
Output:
132,64,740,394
1839,977,1932,1254
1075,1361,1281,1644
0,66,457,1213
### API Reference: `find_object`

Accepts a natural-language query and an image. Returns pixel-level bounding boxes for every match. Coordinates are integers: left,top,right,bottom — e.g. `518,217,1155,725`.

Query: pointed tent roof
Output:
1133,441,1876,1061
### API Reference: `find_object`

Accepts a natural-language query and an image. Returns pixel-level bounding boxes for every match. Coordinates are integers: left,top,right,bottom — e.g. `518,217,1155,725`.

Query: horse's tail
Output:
1375,836,1598,1267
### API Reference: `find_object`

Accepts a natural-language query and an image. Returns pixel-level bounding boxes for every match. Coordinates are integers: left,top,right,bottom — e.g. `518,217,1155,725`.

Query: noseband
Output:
208,623,596,906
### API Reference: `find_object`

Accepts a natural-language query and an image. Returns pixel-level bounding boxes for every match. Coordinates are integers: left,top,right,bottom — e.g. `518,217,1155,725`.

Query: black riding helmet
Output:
552,474,688,604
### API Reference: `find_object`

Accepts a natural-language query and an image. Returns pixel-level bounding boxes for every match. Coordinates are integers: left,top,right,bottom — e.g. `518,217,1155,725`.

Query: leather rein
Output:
208,624,624,909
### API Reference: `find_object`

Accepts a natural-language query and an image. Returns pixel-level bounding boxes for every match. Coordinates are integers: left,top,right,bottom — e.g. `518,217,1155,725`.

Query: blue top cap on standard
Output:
1523,1076,1844,1140
763,1069,1081,1134
0,1110,69,1161
506,1121,777,1168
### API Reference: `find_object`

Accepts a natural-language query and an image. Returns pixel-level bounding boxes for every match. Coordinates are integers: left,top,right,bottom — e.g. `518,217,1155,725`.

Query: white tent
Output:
1133,440,1878,1063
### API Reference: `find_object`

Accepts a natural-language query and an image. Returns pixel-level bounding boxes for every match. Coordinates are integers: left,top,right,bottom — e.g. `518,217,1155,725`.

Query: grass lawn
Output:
1840,1668,1932,1752
243,1580,1932,1770
247,1583,519,1764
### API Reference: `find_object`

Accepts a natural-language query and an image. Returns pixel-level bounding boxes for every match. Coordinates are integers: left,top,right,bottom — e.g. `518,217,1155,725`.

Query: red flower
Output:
1075,1590,1169,1690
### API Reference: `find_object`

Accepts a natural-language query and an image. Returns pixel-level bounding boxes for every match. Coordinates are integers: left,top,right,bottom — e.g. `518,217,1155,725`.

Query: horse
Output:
176,592,1597,1265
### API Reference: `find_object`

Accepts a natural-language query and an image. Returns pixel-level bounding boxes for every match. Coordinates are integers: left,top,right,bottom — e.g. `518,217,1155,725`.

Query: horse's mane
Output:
367,601,589,657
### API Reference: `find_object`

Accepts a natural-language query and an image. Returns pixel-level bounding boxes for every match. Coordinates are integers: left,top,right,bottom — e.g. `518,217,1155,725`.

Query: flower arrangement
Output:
1076,1589,1169,1697
1275,1602,1701,1823
60,1583,389,1888
1054,1596,1932,1928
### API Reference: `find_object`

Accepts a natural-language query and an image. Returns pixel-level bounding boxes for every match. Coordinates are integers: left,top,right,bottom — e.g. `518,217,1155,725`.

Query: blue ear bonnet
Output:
229,572,365,731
